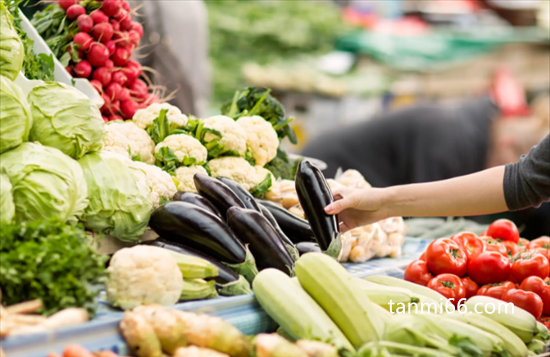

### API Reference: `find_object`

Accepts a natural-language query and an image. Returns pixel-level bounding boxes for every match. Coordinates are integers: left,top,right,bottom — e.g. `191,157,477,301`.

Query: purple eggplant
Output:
257,199,315,244
217,176,261,212
296,242,322,255
172,191,223,219
227,207,295,275
258,204,299,261
194,173,245,219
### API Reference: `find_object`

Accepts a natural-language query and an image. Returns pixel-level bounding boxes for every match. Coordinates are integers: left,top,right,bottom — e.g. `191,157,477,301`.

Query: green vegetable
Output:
168,251,219,280
0,172,15,224
78,151,152,242
28,81,105,160
264,148,297,180
358,341,457,357
179,279,218,301
0,217,108,316
0,142,88,223
0,75,32,154
0,1,24,80
6,0,55,81
250,172,272,198
30,4,75,62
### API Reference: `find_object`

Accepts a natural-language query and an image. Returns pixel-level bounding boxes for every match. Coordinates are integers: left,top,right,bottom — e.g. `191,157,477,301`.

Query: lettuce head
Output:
0,2,24,81
0,172,15,224
28,82,105,160
78,151,152,242
0,142,88,223
0,75,32,154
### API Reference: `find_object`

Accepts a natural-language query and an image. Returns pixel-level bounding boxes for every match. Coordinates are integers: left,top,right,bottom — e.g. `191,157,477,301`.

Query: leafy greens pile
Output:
0,218,108,316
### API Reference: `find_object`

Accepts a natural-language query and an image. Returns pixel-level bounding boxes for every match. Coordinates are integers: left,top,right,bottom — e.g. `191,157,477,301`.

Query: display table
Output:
1,238,428,357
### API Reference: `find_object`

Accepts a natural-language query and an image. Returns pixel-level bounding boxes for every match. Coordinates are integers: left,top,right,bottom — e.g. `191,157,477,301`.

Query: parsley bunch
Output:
0,218,108,316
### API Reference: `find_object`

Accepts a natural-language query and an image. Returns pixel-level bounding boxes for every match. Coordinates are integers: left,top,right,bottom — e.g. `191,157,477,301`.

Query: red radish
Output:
114,9,129,22
101,93,111,113
104,59,114,69
111,71,128,86
89,79,103,93
102,115,109,123
73,60,92,78
87,43,109,67
118,87,130,101
120,99,138,119
73,32,93,51
90,10,109,24
105,40,116,56
123,60,141,84
113,31,131,47
119,14,133,31
127,30,140,48
121,0,130,11
105,82,122,101
66,4,85,20
65,65,74,76
92,67,112,86
129,79,147,97
130,22,143,38
76,15,93,33
109,19,120,31
111,47,129,66
102,0,121,17
59,0,78,11
109,114,123,122
148,94,160,104
93,23,114,42
107,100,121,116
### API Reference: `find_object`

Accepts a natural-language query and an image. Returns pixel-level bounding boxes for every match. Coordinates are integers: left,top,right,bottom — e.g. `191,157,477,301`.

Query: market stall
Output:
0,0,549,356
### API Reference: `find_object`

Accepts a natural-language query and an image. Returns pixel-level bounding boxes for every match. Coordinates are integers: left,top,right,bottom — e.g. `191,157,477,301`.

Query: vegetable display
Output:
0,1,24,80
0,74,32,154
0,172,15,224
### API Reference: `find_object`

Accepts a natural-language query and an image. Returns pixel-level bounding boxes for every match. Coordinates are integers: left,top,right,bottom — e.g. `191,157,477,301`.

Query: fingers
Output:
325,197,352,215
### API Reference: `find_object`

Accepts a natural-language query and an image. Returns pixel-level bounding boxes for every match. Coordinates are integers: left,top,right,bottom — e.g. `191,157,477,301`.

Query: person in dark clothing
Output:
325,133,550,233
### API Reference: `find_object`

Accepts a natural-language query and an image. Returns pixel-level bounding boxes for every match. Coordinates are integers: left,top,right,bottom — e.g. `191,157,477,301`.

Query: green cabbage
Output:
0,172,15,224
28,82,105,160
78,151,152,242
0,75,32,154
0,1,24,81
0,142,88,223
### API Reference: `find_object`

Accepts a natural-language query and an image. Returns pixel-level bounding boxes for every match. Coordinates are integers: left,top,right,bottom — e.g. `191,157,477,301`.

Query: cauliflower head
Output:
133,103,188,131
155,134,208,171
200,116,247,157
103,121,156,164
207,157,257,191
237,116,279,166
132,161,177,208
106,245,183,310
255,165,275,186
174,165,208,193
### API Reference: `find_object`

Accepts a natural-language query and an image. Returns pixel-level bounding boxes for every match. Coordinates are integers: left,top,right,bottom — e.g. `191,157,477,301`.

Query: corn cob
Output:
446,310,528,357
169,251,219,279
465,296,538,343
253,269,354,353
364,275,447,305
180,279,218,301
296,253,383,349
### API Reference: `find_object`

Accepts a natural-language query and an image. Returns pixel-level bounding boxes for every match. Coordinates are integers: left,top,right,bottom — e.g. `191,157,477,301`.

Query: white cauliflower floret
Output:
106,246,183,310
133,103,188,131
201,115,247,156
237,116,279,166
155,134,208,166
255,166,275,186
102,145,131,159
207,157,257,191
174,165,208,193
103,121,156,164
132,161,177,208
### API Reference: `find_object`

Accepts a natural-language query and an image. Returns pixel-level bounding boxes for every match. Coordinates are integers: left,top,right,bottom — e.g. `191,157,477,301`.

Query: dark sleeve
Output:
504,134,550,211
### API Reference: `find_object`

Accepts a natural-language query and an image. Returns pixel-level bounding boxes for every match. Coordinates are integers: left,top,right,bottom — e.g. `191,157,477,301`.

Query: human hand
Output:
324,186,390,232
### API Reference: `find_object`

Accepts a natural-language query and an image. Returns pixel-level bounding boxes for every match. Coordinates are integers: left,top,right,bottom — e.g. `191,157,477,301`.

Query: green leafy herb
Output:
154,146,179,174
245,147,256,166
148,109,170,144
250,173,272,198
0,217,108,316
264,147,298,180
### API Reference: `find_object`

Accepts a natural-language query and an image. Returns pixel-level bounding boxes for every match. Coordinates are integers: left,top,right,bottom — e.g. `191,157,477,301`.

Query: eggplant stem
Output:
216,275,252,296
324,233,343,260
224,246,259,283
284,243,300,262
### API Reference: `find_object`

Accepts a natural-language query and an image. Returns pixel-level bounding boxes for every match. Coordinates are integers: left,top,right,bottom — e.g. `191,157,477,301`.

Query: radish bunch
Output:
60,0,156,122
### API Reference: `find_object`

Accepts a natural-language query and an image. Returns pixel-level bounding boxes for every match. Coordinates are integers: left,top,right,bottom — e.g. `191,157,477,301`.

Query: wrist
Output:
378,186,399,220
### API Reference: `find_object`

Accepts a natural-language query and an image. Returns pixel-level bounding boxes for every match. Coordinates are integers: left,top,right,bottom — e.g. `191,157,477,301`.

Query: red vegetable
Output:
102,115,109,123
92,67,112,86
73,60,92,78
109,114,123,122
76,15,94,33
105,82,122,101
65,65,74,76
58,0,78,11
425,238,468,277
93,23,114,43
109,19,120,31
90,10,109,24
101,93,111,113
450,232,486,260
527,236,550,250
121,0,130,11
419,252,426,261
477,281,517,300
102,0,122,17
114,8,129,22
502,240,519,259
73,32,93,51
62,344,95,357
520,276,550,315
104,59,114,70
128,79,148,98
467,251,511,286
120,99,138,119
518,238,530,247
479,237,507,257
108,100,121,116
123,60,141,84
486,219,520,243
105,40,116,56
120,14,133,31
111,71,128,86
427,274,465,307
112,47,130,66
404,260,433,286
461,276,478,299
502,288,543,319
130,22,143,38
113,31,131,47
118,87,130,101
511,251,549,283
66,4,86,20
127,30,140,48
87,43,110,67
89,79,103,93
539,317,550,330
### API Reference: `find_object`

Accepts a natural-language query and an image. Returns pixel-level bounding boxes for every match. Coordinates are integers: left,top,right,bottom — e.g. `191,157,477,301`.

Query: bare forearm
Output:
384,166,508,218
